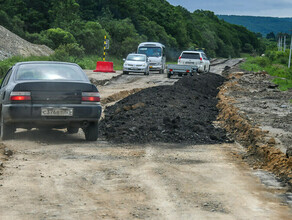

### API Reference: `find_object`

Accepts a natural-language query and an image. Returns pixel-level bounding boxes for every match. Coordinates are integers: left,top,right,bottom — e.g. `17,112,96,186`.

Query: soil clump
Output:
100,73,229,144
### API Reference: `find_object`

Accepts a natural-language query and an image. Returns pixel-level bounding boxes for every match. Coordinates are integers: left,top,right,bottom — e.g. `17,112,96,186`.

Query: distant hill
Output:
217,15,292,37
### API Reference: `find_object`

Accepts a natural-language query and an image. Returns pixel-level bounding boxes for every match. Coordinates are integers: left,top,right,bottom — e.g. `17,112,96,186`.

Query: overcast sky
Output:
167,0,292,17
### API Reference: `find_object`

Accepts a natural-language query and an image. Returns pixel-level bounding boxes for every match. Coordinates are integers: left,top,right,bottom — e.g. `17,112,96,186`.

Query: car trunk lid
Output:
13,82,97,104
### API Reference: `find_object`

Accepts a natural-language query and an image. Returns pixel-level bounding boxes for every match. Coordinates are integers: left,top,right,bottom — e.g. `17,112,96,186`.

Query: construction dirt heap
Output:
100,73,230,144
0,25,53,60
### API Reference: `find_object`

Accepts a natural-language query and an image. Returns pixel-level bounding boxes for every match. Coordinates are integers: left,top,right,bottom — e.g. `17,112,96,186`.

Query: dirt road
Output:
0,62,291,219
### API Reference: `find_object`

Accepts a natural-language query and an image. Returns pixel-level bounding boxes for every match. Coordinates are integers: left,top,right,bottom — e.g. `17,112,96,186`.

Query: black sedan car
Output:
0,61,102,141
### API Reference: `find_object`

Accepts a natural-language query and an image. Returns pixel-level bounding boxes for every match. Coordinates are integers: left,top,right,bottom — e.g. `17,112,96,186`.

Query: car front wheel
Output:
0,114,14,140
83,122,98,141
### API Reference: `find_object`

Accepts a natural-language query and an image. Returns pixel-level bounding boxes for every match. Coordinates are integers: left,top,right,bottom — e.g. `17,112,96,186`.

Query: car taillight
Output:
186,70,190,73
200,57,203,61
82,92,100,102
10,91,31,101
169,69,173,72
178,56,181,59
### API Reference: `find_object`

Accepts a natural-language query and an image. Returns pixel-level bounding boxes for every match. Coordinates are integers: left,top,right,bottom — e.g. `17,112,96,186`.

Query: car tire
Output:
0,114,14,140
67,126,79,134
83,122,98,141
159,69,164,74
167,72,171,78
207,66,210,73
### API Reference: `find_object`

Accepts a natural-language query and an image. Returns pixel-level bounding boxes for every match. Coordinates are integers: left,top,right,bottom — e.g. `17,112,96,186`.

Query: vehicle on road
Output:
123,54,149,75
166,64,198,78
0,61,102,141
178,51,210,73
137,42,166,74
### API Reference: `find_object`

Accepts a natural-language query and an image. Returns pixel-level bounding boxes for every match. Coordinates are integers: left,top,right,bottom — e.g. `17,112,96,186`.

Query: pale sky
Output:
167,0,292,17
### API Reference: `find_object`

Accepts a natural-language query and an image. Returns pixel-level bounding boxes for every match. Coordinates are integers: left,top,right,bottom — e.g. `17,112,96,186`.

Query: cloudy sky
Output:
167,0,292,17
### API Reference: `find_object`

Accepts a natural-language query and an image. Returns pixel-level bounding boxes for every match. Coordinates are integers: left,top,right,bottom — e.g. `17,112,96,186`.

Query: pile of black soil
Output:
100,73,230,144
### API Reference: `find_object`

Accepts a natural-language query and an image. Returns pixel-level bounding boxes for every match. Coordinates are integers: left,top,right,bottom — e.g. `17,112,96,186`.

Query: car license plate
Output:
41,107,73,116
150,66,153,68
186,62,194,64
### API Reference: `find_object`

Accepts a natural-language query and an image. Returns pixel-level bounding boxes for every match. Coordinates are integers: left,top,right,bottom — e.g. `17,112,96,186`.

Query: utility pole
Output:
289,33,292,68
284,35,286,52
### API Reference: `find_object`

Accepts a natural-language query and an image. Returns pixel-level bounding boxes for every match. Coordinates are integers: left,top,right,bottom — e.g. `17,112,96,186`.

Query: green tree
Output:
45,28,76,49
49,0,81,30
74,21,108,54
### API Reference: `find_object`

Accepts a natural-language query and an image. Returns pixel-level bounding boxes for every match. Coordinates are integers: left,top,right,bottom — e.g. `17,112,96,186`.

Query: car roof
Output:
127,53,146,57
14,61,80,67
181,51,204,54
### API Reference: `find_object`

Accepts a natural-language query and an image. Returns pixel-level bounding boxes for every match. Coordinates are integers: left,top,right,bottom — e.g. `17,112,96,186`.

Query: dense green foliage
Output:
217,15,292,37
0,0,264,61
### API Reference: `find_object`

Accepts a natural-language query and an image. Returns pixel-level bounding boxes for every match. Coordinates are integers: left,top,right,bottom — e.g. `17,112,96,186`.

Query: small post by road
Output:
103,35,107,61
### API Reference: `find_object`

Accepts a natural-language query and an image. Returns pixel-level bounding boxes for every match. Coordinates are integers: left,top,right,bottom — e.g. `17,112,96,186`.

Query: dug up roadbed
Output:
217,66,292,189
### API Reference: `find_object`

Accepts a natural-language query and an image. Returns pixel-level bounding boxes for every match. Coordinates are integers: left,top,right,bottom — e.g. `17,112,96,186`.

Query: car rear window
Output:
16,64,87,81
127,55,146,61
181,53,200,59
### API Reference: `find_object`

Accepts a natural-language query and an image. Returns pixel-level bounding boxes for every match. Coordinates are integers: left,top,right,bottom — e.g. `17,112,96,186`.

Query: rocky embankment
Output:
0,25,53,60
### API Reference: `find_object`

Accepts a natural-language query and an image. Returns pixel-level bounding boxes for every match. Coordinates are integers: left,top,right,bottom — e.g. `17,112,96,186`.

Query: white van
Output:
137,42,166,74
178,51,210,73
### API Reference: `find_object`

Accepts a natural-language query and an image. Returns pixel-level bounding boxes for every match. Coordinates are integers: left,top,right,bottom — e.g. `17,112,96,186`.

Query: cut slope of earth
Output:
100,73,230,144
0,25,53,60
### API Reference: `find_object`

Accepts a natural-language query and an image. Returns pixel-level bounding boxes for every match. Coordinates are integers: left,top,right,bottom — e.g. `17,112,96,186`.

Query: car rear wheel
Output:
0,114,14,140
83,122,98,141
67,126,79,134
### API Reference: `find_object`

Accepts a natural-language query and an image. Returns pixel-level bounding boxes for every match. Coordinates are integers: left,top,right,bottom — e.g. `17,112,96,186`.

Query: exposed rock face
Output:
0,25,54,60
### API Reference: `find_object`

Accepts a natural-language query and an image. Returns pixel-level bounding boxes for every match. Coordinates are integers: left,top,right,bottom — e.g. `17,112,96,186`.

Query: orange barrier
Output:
93,61,116,73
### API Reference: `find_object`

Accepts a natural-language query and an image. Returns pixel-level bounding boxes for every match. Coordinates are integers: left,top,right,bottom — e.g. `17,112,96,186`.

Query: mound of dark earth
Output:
100,73,230,144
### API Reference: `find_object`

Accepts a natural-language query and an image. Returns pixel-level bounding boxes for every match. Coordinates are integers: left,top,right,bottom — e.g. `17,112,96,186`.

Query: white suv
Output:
178,51,210,73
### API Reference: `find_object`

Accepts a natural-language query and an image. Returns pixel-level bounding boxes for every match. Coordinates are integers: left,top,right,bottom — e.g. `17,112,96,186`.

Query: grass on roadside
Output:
0,54,125,78
272,78,292,91
240,53,292,91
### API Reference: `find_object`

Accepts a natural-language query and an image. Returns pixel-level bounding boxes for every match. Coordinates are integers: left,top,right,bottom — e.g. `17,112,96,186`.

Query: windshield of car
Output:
138,47,162,57
181,53,200,59
15,64,87,81
126,55,146,61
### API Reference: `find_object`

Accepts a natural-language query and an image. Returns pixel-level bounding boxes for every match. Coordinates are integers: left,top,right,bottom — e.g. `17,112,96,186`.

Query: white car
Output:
123,54,149,75
178,51,210,73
